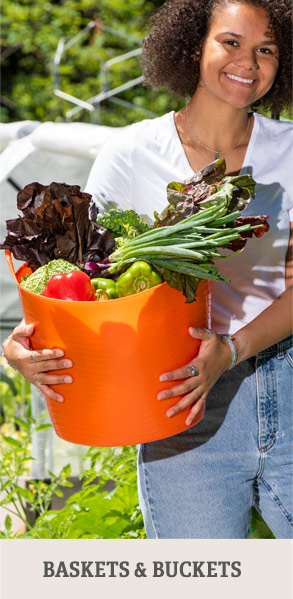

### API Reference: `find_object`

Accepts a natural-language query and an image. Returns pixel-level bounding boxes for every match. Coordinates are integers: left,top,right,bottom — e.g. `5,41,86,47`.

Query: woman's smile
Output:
224,72,256,86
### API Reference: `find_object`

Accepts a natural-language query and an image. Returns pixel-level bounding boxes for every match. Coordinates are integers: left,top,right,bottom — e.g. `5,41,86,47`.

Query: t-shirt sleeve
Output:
84,126,133,213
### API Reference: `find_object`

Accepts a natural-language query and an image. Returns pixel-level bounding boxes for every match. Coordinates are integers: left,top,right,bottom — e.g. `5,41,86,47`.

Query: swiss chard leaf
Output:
154,158,256,227
225,215,270,251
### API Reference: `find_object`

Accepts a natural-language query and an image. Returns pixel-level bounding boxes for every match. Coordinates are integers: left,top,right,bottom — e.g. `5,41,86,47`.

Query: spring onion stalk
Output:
114,246,211,260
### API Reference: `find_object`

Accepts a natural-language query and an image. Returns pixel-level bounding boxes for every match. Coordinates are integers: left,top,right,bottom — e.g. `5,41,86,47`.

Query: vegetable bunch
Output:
95,160,269,302
1,160,269,303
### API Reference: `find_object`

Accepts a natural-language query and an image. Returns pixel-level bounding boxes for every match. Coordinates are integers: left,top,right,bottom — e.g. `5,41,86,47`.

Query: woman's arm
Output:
232,287,292,362
158,223,293,426
235,221,292,360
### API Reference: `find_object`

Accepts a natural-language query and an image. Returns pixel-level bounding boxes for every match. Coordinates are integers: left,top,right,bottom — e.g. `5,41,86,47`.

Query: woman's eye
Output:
257,47,275,55
224,40,239,47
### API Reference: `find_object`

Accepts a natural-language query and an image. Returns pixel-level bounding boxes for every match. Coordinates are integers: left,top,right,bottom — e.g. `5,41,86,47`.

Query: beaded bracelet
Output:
221,335,238,370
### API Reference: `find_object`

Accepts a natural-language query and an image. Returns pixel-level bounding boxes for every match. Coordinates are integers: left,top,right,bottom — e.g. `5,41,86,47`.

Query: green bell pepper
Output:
91,277,118,300
116,261,162,297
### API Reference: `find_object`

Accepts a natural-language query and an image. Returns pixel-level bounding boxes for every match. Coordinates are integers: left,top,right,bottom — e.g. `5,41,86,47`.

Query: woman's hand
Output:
157,327,233,426
2,319,73,402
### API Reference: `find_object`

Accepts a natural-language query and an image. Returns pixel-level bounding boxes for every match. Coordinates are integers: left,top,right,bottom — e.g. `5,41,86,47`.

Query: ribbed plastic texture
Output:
6,250,211,446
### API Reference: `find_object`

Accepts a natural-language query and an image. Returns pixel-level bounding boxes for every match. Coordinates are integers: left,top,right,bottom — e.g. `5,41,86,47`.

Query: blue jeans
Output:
137,335,293,538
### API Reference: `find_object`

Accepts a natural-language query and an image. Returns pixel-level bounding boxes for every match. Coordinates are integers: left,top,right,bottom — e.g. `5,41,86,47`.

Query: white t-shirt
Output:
85,111,293,335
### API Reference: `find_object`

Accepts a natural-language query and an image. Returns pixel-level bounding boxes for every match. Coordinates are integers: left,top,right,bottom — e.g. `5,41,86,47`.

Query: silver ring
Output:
30,351,35,363
35,372,40,384
187,364,199,377
201,397,206,404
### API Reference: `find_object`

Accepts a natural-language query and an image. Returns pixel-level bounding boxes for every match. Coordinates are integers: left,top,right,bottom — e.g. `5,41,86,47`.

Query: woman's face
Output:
198,2,279,108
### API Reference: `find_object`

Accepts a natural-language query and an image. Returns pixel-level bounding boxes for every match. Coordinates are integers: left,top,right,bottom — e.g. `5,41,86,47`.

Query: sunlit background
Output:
1,0,184,126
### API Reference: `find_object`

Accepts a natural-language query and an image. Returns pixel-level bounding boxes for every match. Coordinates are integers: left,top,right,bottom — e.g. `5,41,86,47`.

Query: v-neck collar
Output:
169,110,259,177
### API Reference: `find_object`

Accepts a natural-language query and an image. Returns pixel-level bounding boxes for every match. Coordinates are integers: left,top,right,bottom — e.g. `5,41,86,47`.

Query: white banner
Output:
1,539,292,599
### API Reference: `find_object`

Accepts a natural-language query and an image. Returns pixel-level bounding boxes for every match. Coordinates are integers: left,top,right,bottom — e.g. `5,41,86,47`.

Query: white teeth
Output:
226,73,254,84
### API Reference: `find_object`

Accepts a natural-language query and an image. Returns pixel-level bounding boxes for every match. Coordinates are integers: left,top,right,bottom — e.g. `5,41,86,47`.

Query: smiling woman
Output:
178,3,281,170
142,0,290,174
141,0,291,114
2,0,293,540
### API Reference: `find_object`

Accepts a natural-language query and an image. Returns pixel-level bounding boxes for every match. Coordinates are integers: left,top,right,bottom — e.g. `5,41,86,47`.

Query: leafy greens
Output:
101,159,269,302
0,182,115,272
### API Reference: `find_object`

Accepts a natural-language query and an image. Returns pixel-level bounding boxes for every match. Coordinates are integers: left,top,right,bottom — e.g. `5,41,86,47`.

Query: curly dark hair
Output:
141,0,292,113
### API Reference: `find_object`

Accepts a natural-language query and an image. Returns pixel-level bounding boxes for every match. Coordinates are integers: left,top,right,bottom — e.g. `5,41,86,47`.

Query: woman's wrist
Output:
229,289,293,363
1,336,16,370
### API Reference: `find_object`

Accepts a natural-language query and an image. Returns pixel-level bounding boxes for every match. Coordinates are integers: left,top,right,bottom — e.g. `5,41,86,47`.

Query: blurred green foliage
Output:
1,1,291,125
0,0,183,125
18,445,146,539
0,362,145,539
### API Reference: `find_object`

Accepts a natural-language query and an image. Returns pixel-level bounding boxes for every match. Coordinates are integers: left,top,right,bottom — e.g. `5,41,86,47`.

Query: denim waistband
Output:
257,334,293,357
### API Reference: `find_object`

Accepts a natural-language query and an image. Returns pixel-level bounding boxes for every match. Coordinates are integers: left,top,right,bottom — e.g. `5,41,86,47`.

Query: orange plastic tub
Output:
6,250,211,446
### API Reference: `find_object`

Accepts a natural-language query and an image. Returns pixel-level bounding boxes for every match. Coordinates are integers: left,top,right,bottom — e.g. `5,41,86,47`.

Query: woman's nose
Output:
235,50,259,70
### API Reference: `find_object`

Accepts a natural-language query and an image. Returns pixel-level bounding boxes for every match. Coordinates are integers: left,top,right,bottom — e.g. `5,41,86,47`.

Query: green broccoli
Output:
97,209,152,240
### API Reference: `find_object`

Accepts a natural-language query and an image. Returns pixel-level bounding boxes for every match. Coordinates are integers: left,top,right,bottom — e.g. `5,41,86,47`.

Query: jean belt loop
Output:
277,340,285,359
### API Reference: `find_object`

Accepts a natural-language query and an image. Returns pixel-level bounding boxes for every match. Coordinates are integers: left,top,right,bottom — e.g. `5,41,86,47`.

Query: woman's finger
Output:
157,374,198,399
34,371,73,403
185,397,207,426
8,322,65,363
166,387,202,417
35,371,73,387
30,349,65,363
159,362,199,383
33,358,72,372
166,390,207,426
36,382,65,403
